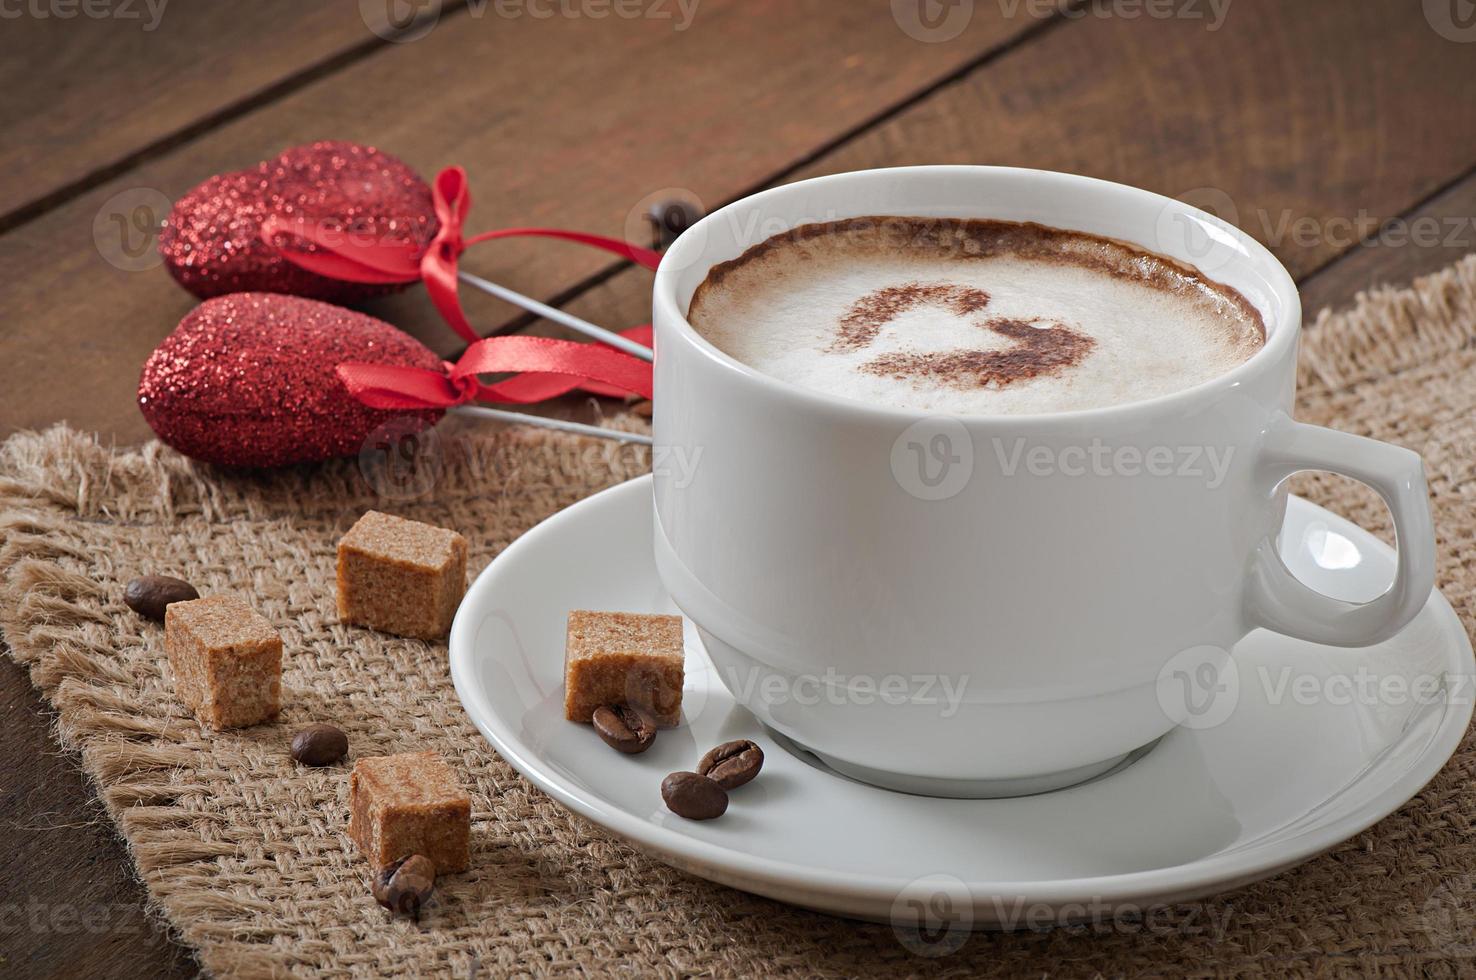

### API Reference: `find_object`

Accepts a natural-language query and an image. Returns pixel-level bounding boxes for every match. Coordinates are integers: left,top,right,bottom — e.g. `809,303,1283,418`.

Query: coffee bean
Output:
371,854,436,917
592,703,657,754
124,575,199,621
290,724,349,766
645,199,702,250
661,771,728,820
696,739,764,789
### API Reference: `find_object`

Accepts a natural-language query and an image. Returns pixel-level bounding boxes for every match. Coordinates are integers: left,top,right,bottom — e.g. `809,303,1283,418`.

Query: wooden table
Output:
2,1,1473,974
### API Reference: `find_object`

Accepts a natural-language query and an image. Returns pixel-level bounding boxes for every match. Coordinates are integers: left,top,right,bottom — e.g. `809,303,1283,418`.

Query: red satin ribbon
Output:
263,164,660,413
339,327,654,411
261,166,662,344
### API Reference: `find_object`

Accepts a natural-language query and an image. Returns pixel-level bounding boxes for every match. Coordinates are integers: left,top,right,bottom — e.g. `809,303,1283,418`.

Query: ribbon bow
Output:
337,327,654,410
261,166,662,344
260,164,664,412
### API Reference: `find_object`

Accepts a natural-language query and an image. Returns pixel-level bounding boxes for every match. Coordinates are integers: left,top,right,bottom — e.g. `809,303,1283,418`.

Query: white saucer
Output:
449,476,1473,926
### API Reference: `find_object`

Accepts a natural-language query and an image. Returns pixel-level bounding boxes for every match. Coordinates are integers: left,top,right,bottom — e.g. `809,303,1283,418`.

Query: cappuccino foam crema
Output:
685,217,1266,415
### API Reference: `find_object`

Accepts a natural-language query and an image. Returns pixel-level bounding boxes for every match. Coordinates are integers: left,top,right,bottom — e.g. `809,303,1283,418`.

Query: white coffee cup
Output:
650,167,1435,798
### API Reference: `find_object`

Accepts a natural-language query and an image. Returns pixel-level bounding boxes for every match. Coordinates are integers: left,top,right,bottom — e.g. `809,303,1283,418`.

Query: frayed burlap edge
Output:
1299,254,1476,393
0,423,652,979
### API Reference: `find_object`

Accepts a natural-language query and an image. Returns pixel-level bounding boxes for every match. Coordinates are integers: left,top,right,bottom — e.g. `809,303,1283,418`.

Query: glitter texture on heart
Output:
138,293,443,467
158,141,437,303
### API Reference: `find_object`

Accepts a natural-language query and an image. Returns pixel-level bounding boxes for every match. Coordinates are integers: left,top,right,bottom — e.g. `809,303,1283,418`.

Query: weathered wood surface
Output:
2,2,1472,975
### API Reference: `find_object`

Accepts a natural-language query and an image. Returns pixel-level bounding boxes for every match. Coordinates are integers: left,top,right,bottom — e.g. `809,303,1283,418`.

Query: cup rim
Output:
652,165,1301,427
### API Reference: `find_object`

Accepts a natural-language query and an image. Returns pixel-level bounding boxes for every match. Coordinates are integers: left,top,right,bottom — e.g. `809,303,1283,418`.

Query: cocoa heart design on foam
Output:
138,293,443,468
158,141,437,303
826,281,1095,388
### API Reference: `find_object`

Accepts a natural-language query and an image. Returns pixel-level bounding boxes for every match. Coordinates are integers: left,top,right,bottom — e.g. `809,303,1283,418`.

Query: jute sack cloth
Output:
3,255,1475,977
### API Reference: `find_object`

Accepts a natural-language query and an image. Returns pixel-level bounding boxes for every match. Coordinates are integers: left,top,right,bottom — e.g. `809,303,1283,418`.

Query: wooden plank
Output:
0,1,400,223
1299,171,1476,318
4,6,1473,977
0,0,1048,445
559,0,1476,341
0,653,196,980
778,0,1476,281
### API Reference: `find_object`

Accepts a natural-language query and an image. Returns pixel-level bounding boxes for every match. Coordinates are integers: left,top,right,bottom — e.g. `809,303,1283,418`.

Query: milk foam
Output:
686,218,1265,415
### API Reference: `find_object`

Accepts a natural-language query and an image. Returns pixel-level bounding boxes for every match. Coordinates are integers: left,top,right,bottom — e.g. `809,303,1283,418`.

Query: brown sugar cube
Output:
565,611,685,728
165,596,282,729
349,752,471,873
337,511,468,640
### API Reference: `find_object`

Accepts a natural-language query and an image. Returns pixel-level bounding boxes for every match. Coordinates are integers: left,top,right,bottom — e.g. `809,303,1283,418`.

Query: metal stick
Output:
448,405,652,445
456,270,655,362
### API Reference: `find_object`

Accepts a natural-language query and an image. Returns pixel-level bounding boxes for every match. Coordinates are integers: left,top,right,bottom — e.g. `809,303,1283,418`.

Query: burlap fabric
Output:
4,256,1476,978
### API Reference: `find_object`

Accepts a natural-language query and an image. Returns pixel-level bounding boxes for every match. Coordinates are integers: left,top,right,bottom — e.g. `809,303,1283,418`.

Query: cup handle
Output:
1243,414,1435,646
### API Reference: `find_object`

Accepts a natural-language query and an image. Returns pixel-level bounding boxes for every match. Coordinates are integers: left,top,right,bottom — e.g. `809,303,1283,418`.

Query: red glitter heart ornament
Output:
139,293,443,468
158,141,437,303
